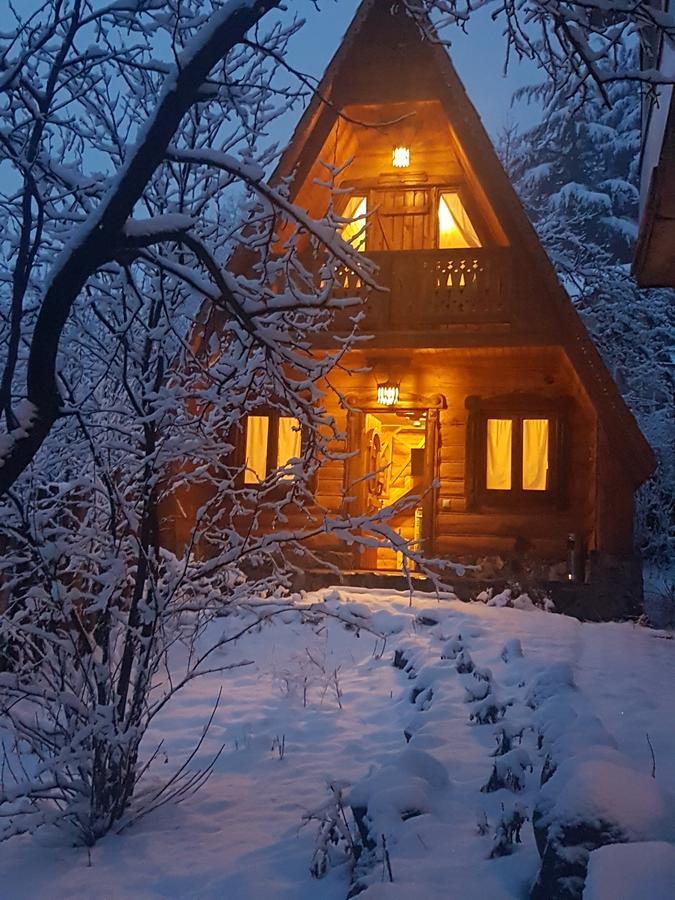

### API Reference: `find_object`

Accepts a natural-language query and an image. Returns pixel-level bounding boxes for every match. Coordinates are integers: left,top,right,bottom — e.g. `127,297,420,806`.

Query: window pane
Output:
438,192,481,249
486,418,512,490
245,415,269,484
277,417,301,479
523,419,549,491
341,196,367,251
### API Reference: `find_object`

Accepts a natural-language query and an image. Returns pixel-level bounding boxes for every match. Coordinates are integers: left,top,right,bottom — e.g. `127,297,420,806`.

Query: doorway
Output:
347,407,438,570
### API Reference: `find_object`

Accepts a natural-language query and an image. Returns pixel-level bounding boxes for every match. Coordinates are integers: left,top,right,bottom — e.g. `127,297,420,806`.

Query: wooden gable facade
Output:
162,1,656,608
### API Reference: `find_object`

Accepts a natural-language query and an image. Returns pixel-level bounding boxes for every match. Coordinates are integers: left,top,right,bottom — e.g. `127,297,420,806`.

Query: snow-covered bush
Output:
531,753,669,900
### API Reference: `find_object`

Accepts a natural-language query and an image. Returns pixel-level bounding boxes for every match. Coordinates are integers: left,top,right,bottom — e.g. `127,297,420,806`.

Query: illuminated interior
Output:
438,192,481,249
245,415,301,484
365,411,426,505
340,195,367,250
486,417,549,492
364,410,426,569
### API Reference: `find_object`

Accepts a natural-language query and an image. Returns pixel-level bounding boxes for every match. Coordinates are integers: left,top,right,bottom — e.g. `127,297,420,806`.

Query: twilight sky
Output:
284,1,542,141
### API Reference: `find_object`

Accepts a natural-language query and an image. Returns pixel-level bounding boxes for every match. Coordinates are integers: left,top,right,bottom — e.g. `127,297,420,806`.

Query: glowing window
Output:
438,192,480,249
340,196,367,251
244,415,301,484
245,415,269,484
277,416,302,480
486,418,512,490
522,419,549,491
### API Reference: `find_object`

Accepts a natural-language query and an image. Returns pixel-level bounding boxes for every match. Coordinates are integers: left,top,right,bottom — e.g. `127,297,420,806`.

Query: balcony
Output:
331,248,513,332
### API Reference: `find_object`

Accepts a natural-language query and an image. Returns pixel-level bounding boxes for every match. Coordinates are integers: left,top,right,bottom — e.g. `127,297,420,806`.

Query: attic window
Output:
438,192,481,249
340,195,367,251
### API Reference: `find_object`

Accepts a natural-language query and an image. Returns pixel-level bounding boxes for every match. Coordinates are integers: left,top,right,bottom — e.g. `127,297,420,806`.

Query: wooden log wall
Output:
313,345,601,566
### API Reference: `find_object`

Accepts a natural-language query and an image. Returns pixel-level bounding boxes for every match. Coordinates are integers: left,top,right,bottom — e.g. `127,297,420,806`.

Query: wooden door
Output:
369,188,432,251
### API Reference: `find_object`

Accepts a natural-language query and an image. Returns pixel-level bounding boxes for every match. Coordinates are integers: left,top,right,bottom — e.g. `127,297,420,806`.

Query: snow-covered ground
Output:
4,589,675,899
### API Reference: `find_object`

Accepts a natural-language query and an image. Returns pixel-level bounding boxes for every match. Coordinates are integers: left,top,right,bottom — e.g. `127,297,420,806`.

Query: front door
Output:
346,407,439,570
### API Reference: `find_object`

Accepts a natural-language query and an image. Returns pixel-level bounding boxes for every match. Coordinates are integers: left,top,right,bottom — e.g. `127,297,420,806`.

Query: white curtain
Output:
245,415,269,484
522,419,549,491
277,417,301,478
438,192,481,249
486,418,512,490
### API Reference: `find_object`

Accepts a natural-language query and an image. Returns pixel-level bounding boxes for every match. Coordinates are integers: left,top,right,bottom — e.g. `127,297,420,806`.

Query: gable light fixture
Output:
392,146,410,168
377,381,400,407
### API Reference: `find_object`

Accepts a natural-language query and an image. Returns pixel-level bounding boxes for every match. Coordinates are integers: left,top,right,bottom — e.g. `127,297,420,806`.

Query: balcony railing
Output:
331,248,512,331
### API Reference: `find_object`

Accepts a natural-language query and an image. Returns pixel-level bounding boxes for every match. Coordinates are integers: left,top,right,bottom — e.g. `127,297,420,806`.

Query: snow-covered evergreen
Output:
505,70,674,564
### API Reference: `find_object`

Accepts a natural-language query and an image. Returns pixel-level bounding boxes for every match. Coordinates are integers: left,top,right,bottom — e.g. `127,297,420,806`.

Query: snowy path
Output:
3,591,675,899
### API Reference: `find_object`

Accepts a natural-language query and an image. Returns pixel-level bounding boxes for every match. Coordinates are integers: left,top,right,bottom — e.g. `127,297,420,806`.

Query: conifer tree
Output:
504,68,674,563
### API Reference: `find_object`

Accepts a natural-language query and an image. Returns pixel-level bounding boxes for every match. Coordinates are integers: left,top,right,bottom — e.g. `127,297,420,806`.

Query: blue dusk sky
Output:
285,1,543,141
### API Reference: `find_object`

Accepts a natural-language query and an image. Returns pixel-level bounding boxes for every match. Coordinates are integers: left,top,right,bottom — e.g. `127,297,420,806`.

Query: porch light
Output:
377,382,400,406
392,146,410,168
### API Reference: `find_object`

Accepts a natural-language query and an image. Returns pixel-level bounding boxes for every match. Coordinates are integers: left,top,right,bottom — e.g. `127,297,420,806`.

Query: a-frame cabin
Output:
164,1,656,616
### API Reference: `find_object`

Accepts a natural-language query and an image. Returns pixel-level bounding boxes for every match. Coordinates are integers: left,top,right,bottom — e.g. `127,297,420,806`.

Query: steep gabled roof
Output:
267,0,655,484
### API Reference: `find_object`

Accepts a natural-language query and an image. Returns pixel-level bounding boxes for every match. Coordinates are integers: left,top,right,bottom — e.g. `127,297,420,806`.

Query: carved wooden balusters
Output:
330,248,512,330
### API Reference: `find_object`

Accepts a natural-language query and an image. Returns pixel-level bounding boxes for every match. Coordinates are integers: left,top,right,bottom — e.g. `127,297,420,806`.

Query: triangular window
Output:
438,192,480,249
340,195,367,251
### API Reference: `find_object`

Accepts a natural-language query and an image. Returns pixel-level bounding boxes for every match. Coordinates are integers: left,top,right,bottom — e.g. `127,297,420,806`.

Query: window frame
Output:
241,411,304,487
465,395,570,510
339,183,489,252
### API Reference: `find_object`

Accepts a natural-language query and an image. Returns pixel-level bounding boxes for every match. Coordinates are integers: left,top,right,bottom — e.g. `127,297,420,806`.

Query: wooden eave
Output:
634,89,675,287
229,0,656,486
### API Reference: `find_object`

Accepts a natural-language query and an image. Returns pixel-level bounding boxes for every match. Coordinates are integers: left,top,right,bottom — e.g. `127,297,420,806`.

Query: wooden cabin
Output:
162,1,656,616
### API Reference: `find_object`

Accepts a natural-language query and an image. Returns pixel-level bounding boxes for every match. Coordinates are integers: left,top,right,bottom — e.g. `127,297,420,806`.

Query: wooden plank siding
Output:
309,345,599,566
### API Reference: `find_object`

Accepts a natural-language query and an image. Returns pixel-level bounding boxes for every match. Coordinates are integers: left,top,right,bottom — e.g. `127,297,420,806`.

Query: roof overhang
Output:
634,45,675,287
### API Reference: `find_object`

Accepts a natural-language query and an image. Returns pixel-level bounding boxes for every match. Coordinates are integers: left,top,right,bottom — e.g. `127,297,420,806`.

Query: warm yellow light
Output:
341,195,367,251
392,146,410,168
522,418,549,491
377,383,400,406
486,418,512,490
438,193,481,249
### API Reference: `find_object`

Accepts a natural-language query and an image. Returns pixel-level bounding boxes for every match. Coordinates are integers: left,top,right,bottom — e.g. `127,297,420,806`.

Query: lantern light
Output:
377,382,400,407
392,146,410,169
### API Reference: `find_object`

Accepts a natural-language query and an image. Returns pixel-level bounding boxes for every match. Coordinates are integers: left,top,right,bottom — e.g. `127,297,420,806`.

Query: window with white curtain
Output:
438,192,481,249
244,415,270,484
244,414,302,484
522,418,549,491
484,416,550,495
486,418,512,490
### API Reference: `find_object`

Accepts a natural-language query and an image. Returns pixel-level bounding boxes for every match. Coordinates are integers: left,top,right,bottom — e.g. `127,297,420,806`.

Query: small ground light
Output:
392,146,410,168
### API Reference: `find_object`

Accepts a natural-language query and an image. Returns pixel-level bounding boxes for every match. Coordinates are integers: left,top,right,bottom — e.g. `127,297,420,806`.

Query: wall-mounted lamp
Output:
392,146,410,169
377,382,400,407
